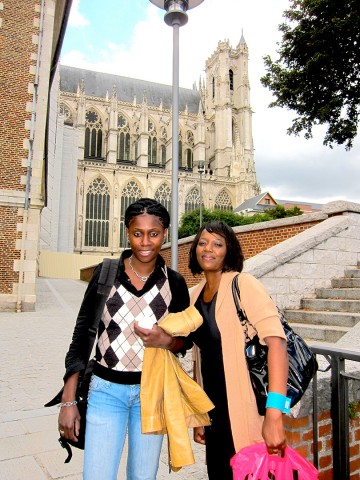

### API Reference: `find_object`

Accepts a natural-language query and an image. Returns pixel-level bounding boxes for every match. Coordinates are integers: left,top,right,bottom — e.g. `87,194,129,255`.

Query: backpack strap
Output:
86,258,120,358
97,258,119,295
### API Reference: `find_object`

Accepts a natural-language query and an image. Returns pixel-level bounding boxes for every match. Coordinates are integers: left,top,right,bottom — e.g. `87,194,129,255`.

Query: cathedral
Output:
41,34,260,256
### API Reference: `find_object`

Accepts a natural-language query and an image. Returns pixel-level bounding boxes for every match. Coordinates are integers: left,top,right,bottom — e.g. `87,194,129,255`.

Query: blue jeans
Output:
83,375,163,480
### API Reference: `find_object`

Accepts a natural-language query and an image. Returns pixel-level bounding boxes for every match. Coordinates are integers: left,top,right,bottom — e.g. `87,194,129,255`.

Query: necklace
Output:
128,255,154,282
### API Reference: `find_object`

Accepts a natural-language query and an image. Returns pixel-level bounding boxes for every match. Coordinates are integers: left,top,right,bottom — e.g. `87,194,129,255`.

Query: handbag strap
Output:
231,274,252,343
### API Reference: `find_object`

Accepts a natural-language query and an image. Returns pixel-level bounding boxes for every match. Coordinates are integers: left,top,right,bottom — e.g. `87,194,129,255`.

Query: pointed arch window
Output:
161,144,166,166
85,109,103,159
148,120,158,165
212,77,215,99
215,190,232,211
229,69,234,91
59,103,73,126
178,140,183,167
185,186,201,213
185,148,193,169
119,181,142,248
117,114,131,162
155,183,171,242
84,177,110,247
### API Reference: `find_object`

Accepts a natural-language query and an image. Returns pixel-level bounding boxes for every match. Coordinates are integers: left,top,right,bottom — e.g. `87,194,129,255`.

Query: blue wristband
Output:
266,392,291,414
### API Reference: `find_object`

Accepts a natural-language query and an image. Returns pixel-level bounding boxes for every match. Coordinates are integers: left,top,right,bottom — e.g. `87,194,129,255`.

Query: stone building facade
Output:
0,0,71,311
41,35,260,256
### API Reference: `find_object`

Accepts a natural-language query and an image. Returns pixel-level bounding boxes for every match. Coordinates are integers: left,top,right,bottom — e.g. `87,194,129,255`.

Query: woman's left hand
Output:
134,322,173,349
262,408,287,456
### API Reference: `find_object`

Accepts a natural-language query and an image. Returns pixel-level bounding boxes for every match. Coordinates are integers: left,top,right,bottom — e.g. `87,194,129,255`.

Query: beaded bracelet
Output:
59,400,78,408
265,392,291,414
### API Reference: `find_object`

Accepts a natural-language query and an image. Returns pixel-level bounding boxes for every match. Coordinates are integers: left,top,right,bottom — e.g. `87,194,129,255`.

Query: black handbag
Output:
231,275,318,416
44,359,94,461
44,258,119,462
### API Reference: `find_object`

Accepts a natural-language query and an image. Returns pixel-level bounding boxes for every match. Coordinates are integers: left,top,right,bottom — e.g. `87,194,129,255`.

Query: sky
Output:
60,0,359,205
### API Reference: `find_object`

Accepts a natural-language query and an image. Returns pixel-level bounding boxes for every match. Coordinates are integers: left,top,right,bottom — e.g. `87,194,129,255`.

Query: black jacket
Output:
64,251,190,382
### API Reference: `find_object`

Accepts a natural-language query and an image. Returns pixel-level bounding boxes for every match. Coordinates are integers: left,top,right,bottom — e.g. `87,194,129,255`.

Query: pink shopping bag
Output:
230,443,318,480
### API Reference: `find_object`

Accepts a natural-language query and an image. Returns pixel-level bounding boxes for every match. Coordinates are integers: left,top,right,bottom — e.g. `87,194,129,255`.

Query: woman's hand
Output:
262,408,286,455
58,404,81,442
58,372,81,442
134,322,174,349
193,426,206,445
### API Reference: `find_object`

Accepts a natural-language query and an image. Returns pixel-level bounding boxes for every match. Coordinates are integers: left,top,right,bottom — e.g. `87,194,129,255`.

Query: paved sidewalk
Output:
0,278,208,480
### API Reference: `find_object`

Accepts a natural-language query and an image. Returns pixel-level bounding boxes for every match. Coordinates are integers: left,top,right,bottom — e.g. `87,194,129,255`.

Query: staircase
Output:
284,264,360,343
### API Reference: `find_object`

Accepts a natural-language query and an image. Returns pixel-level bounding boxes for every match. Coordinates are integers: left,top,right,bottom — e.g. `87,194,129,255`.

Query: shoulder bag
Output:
231,275,318,416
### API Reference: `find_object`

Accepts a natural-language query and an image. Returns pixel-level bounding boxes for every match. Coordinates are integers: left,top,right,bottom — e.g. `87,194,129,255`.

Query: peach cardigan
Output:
191,271,286,452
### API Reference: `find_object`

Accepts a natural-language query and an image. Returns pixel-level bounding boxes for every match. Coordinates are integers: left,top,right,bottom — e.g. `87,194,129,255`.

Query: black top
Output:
64,251,190,381
190,291,229,417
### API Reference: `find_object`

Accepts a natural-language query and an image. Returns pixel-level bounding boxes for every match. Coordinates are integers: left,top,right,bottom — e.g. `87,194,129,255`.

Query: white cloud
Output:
68,0,89,28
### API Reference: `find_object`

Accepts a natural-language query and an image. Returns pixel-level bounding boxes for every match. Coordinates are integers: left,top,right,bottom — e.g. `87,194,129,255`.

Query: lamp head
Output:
149,1,204,9
149,0,204,26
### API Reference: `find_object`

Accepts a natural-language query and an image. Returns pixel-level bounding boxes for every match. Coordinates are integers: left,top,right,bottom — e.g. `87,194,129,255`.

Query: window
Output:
148,120,158,165
155,183,171,242
214,190,232,211
185,186,201,213
119,181,142,248
117,114,130,161
178,140,182,167
161,144,166,166
212,77,215,99
85,109,103,158
84,177,110,247
185,148,193,169
59,102,73,126
229,69,234,91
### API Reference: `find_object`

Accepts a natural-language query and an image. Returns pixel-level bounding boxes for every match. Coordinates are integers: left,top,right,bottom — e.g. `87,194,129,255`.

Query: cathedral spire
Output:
239,29,246,46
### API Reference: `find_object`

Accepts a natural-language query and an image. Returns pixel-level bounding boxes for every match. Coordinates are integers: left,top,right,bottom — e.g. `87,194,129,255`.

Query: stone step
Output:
301,298,360,313
345,269,360,279
332,278,360,288
289,322,349,343
284,309,360,328
315,287,360,300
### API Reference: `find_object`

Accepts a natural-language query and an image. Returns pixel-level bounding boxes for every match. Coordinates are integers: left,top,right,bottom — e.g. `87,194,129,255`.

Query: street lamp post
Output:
149,0,204,271
197,161,205,227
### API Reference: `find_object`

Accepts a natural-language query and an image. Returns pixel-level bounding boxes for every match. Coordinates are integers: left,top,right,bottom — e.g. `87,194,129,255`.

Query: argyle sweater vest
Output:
96,270,171,372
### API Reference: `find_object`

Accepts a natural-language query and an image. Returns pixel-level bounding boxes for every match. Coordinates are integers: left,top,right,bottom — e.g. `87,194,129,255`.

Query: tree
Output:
178,206,303,238
261,0,360,150
178,209,248,239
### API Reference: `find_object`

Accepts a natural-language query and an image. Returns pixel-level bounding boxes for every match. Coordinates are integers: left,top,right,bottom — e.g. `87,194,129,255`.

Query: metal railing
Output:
310,344,360,479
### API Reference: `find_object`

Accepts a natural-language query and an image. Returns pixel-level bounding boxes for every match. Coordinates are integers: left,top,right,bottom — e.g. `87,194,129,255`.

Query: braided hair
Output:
125,198,170,229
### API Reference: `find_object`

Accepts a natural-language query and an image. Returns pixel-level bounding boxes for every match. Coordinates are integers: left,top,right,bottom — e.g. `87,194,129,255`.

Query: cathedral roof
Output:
59,65,200,114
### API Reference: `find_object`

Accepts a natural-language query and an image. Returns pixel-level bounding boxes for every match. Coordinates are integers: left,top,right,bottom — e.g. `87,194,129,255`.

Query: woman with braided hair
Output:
58,198,191,480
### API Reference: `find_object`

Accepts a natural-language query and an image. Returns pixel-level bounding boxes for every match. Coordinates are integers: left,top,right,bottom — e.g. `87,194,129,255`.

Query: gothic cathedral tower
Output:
201,34,259,205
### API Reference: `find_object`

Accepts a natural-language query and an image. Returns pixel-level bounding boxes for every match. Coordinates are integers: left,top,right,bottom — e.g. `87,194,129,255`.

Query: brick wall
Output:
0,1,43,304
0,206,21,293
161,220,322,286
284,403,360,479
0,1,37,189
0,1,39,297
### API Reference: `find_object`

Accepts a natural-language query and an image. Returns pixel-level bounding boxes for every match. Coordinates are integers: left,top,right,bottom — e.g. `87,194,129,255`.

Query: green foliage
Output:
261,0,360,150
348,401,359,420
267,205,303,219
178,206,303,239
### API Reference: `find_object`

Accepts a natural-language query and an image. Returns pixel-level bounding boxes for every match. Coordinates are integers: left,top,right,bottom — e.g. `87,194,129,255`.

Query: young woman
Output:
188,221,289,480
58,198,190,480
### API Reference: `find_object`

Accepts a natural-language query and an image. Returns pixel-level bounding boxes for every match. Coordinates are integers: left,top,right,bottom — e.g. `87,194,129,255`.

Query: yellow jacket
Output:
140,306,214,471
